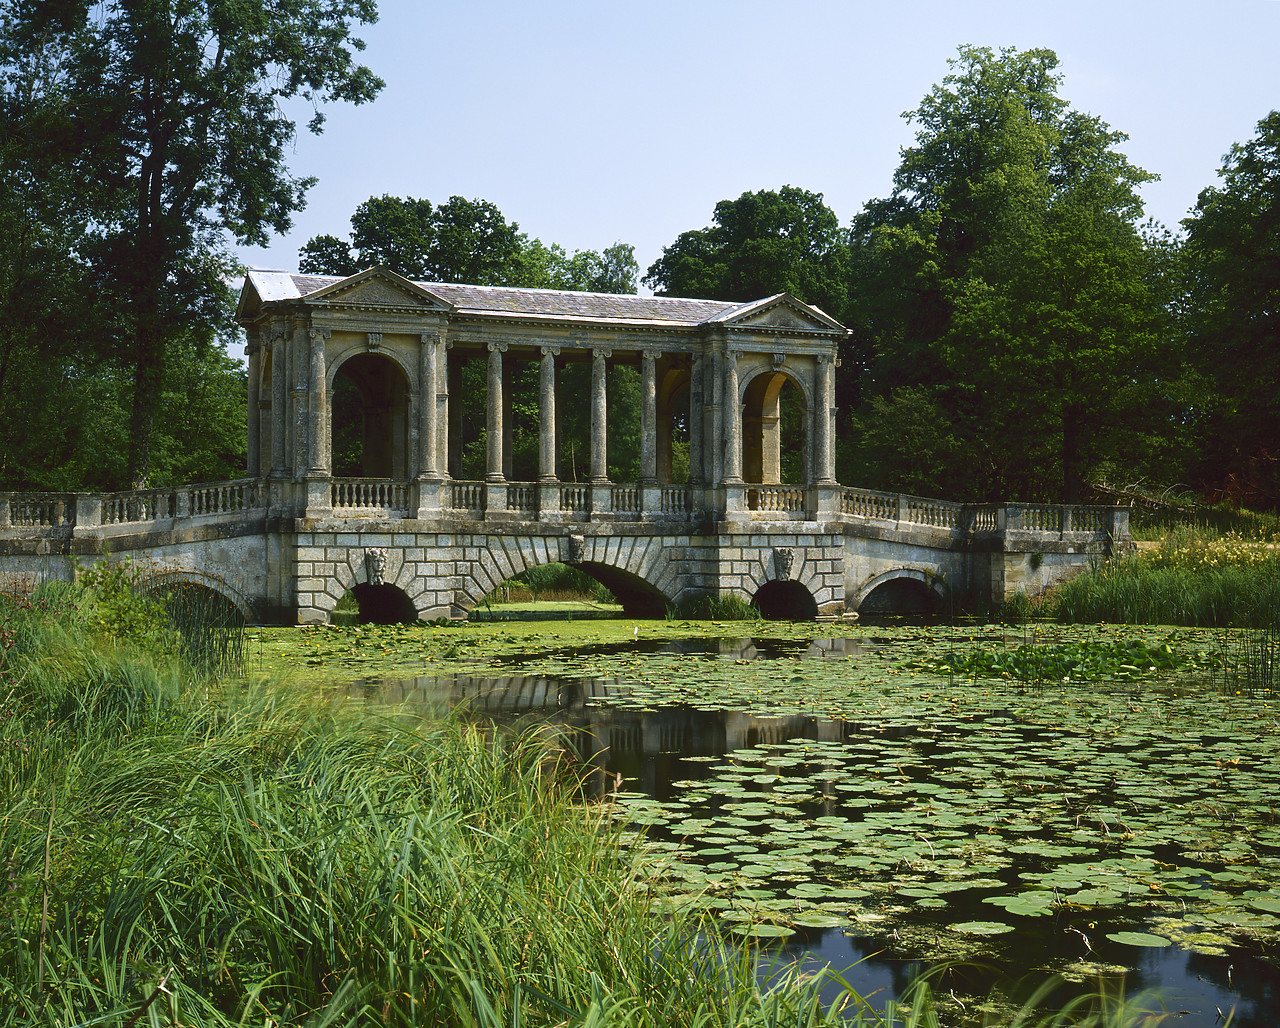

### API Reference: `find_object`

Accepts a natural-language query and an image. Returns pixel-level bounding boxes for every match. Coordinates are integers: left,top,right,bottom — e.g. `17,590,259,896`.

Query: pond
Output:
320,622,1279,1025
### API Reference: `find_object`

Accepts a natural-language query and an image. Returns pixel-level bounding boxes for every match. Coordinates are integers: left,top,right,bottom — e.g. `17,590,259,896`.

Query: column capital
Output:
541,345,561,357
488,341,509,354
592,347,612,360
641,348,661,362
816,353,836,366
308,326,331,343
421,327,448,345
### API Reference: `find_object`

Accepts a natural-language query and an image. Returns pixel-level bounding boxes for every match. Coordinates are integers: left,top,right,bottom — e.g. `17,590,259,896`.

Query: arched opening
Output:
143,579,248,670
742,371,807,489
858,576,946,616
351,583,419,624
658,367,691,483
753,580,819,621
576,562,669,618
331,353,411,478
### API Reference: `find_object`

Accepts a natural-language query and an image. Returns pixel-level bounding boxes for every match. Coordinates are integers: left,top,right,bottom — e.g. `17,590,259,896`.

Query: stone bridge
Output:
0,268,1129,622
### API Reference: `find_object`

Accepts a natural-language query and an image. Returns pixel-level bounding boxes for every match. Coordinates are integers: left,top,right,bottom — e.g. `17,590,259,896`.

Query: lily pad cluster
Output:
910,636,1212,683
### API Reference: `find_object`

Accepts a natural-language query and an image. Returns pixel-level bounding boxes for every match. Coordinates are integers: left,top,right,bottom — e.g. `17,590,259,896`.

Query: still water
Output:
352,634,1279,1025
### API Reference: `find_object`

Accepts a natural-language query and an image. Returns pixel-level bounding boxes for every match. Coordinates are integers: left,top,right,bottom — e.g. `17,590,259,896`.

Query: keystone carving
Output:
364,547,388,586
772,547,794,581
565,535,585,565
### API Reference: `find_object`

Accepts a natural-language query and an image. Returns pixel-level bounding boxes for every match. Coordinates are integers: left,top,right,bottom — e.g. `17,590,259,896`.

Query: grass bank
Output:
0,577,879,1027
1036,527,1280,628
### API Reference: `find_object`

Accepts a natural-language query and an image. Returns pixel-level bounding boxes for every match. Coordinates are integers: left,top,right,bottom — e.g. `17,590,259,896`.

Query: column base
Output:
302,475,331,518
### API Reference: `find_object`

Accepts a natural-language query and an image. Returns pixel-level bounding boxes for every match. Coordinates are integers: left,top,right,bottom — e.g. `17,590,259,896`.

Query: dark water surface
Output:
354,634,1279,1025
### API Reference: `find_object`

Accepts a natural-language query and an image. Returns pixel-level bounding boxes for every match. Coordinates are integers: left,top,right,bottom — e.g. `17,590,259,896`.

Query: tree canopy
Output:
0,0,382,488
300,194,639,293
642,186,849,317
1180,111,1280,507
845,46,1162,503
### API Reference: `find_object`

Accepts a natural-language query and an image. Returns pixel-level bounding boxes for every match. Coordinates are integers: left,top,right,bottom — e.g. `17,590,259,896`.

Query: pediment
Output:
303,267,453,311
713,293,847,334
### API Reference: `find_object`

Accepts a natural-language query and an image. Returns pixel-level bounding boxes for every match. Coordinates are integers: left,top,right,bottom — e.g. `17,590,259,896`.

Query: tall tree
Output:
3,1,383,488
300,195,639,293
1181,111,1280,508
847,46,1162,502
644,186,849,317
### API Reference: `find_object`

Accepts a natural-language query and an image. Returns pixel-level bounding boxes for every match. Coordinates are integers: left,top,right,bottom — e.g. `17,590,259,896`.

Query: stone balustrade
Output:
1,477,1127,545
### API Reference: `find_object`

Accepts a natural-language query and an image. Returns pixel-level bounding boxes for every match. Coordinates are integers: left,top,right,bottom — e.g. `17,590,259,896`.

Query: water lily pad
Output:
1106,931,1172,947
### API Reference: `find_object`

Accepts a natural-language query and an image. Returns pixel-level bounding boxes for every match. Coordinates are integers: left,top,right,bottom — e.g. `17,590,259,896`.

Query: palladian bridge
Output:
0,268,1130,623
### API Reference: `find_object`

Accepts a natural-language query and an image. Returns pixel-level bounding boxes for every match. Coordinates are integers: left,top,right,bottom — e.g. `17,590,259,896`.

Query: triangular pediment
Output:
712,293,847,334
303,267,453,311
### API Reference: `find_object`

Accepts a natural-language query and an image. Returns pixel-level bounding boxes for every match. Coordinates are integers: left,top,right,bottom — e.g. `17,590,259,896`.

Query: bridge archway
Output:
752,579,819,620
330,351,412,478
853,568,949,615
140,569,253,620
741,368,809,488
350,583,418,624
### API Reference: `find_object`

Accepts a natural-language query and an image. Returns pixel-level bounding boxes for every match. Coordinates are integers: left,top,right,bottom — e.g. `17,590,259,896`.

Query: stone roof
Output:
243,269,748,326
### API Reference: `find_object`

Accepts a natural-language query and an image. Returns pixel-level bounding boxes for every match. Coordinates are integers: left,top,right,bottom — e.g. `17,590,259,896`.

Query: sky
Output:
237,0,1280,290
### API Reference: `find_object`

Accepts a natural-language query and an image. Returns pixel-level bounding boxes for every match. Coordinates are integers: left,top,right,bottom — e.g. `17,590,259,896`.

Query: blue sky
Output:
237,0,1280,288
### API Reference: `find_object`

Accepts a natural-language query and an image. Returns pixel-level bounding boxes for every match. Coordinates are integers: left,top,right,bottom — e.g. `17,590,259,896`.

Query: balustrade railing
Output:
610,485,640,516
967,504,1000,532
506,482,537,514
185,479,263,517
1065,506,1106,533
449,481,484,512
6,494,75,528
902,496,963,528
748,485,807,513
331,478,409,514
560,484,590,513
103,489,173,524
660,485,692,515
840,487,899,521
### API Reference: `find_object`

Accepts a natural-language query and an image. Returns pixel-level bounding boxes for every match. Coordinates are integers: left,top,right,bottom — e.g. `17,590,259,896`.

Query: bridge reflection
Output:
351,635,880,799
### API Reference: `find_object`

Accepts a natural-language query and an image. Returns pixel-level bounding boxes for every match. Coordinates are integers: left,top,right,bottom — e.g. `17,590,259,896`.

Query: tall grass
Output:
1042,529,1280,628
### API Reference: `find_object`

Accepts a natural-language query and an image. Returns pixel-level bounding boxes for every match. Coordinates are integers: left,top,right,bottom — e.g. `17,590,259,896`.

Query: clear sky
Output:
236,0,1280,288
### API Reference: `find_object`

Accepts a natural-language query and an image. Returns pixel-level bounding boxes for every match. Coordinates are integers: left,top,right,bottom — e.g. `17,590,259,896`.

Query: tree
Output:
301,194,639,293
846,46,1163,502
1181,111,1280,508
3,1,383,488
644,186,849,317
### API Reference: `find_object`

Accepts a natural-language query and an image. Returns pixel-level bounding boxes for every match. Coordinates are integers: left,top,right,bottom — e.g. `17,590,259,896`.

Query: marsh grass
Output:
676,593,763,621
1039,529,1280,629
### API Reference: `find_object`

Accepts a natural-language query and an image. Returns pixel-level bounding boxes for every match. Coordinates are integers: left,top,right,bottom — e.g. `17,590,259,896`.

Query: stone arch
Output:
752,579,819,620
739,364,811,489
733,544,834,616
141,568,253,619
328,349,413,478
852,567,949,615
453,534,676,619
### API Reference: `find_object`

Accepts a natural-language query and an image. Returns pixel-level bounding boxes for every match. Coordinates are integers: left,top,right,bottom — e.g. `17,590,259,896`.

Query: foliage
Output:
301,193,639,293
1180,110,1280,509
846,46,1163,503
913,635,1210,683
644,186,849,317
76,559,177,653
0,597,875,1027
675,593,763,621
1041,534,1280,628
0,0,382,487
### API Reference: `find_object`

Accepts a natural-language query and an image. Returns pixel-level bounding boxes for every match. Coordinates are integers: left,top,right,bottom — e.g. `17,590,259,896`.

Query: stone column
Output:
486,342,507,483
246,333,261,476
640,350,658,485
538,346,561,519
292,319,309,479
307,326,329,474
538,346,559,482
814,354,835,484
589,347,611,484
270,330,287,476
437,341,451,478
723,349,742,483
418,331,441,479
